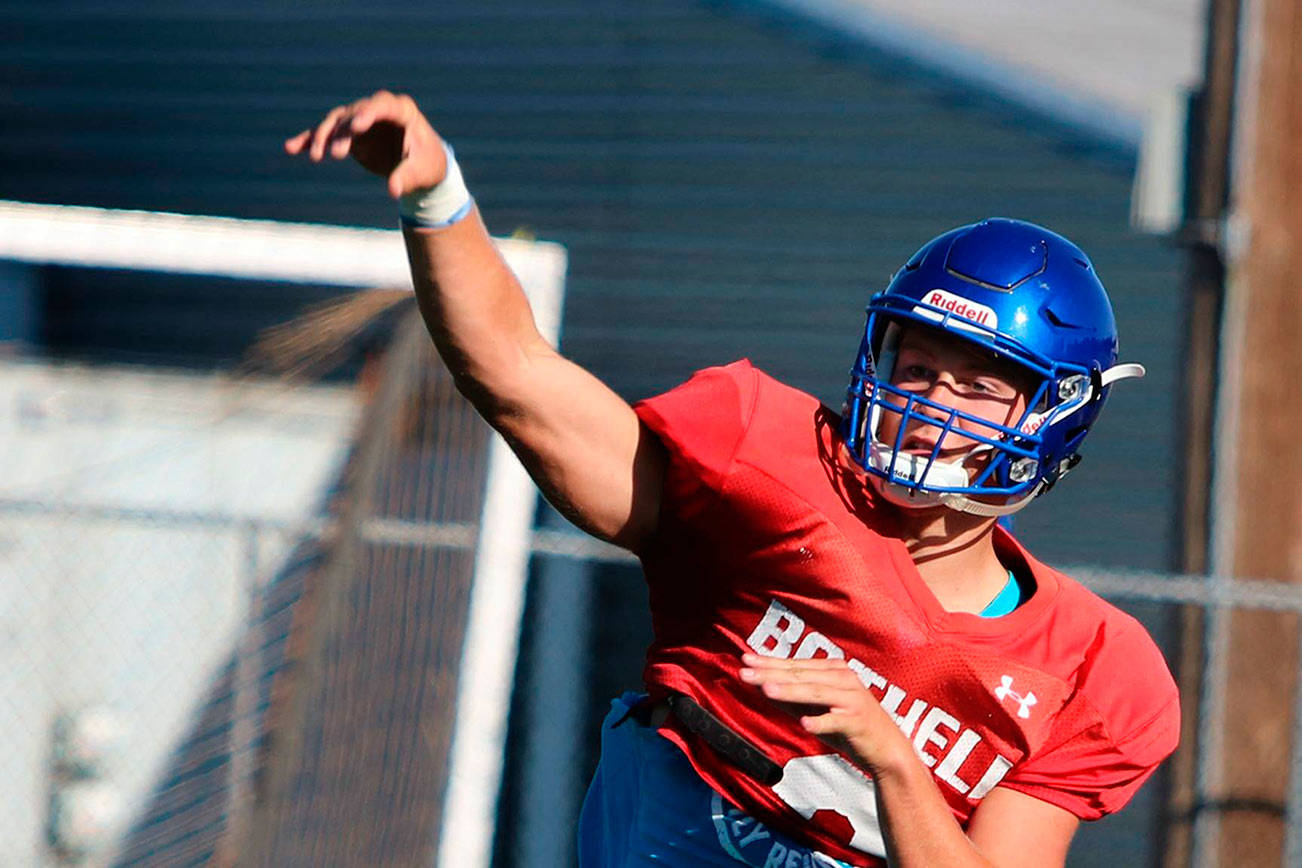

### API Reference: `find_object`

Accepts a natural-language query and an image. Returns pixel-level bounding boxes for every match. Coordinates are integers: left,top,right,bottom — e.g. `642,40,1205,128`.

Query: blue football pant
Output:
577,693,853,868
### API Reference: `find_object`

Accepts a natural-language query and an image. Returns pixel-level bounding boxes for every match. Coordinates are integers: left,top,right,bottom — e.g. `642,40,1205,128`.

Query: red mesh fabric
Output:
632,361,1178,863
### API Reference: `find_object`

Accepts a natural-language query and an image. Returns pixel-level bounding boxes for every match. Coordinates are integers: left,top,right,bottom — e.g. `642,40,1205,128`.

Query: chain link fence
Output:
1,347,1300,868
0,353,365,867
3,487,1302,866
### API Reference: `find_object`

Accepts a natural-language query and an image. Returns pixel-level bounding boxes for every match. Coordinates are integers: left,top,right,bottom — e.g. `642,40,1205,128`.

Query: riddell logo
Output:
1020,414,1047,436
922,290,998,329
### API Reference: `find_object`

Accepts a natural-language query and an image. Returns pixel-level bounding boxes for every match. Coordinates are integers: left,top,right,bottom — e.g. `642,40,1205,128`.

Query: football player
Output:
288,91,1179,868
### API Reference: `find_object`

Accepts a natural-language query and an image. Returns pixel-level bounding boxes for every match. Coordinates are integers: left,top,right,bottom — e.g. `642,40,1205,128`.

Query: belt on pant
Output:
632,692,784,787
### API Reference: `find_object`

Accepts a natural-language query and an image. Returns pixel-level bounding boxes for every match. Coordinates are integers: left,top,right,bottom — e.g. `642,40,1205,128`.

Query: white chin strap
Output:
867,444,1043,517
867,362,1146,518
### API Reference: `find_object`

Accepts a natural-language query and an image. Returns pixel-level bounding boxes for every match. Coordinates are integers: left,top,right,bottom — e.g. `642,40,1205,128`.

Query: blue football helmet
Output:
842,218,1145,517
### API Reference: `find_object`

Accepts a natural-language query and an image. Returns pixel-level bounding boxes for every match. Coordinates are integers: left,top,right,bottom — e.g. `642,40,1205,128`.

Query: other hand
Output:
740,652,913,777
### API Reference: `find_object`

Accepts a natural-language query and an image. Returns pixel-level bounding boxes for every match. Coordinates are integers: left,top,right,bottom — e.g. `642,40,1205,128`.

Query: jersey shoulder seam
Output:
720,359,764,489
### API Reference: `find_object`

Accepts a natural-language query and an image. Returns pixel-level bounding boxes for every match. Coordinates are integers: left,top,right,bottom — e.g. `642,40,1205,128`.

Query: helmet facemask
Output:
842,219,1146,518
843,301,1135,518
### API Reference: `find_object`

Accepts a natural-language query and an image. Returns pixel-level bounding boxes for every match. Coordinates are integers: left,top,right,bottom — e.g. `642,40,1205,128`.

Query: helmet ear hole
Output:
1061,425,1089,453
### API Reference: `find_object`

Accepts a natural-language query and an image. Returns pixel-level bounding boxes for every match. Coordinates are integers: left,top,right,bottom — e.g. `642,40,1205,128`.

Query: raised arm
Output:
286,91,664,550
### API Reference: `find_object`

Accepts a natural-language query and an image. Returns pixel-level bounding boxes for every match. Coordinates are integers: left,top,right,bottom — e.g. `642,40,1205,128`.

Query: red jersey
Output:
632,360,1180,867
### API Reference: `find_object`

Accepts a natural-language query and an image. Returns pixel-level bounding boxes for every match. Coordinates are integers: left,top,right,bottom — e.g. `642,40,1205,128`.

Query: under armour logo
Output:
994,675,1037,719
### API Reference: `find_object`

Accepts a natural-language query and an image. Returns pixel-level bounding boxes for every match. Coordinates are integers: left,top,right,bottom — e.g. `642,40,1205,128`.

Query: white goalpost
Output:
0,199,567,868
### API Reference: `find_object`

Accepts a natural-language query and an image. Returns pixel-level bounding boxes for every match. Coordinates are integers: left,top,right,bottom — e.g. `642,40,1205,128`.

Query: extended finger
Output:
309,106,349,161
330,134,353,159
326,95,398,160
741,653,852,671
347,107,376,137
753,678,864,708
284,129,312,154
799,710,864,738
350,90,413,132
328,99,382,159
388,157,426,198
740,664,859,690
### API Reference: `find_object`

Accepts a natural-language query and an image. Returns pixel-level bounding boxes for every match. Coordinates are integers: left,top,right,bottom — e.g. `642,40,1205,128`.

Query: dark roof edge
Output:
723,0,1142,156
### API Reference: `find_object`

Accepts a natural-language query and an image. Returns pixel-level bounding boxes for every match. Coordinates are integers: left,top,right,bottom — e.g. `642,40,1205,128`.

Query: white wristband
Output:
398,141,474,228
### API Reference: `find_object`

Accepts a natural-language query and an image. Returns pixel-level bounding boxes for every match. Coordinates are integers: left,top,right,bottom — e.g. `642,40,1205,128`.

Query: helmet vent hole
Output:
1072,257,1090,270
1043,308,1082,329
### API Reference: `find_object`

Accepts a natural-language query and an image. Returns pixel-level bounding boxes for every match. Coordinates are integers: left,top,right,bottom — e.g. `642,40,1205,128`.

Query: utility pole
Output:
1162,0,1240,864
1208,0,1302,863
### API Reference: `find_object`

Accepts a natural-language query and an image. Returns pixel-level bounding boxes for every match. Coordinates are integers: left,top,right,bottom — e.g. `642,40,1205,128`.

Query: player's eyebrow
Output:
896,344,937,363
955,355,1012,378
902,333,992,372
896,329,942,357
898,327,1033,388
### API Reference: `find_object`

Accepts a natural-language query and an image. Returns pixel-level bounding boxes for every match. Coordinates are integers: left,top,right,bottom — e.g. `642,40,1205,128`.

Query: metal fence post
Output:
1192,577,1232,867
218,520,266,866
1284,620,1302,867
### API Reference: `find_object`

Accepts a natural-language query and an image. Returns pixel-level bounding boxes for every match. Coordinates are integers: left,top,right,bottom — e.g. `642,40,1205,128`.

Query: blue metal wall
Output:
0,0,1181,569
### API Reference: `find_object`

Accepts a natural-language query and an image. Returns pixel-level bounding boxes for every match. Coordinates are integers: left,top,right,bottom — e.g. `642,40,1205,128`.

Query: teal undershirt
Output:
978,569,1023,618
